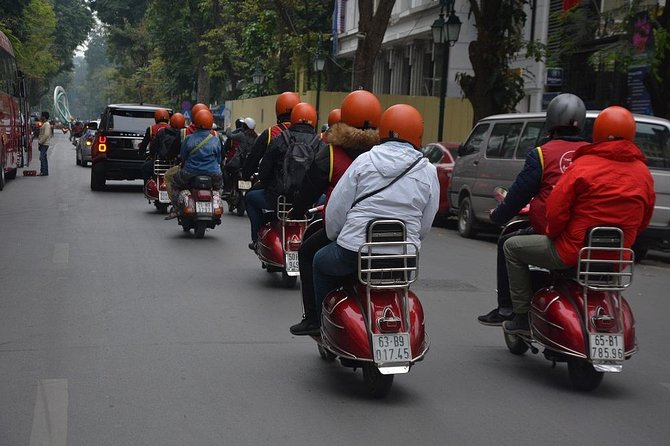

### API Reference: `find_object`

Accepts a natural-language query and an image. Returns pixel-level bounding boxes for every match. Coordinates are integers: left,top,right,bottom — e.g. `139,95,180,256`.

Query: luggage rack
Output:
153,159,177,175
577,227,634,291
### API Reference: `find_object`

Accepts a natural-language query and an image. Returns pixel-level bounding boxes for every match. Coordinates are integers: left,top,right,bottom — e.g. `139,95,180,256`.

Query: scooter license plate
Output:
589,334,624,361
373,333,411,363
238,180,252,190
196,201,212,214
159,191,169,203
285,251,299,274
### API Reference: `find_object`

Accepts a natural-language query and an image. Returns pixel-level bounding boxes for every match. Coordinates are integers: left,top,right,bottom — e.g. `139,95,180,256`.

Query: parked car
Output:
421,142,459,219
90,104,172,190
76,120,99,167
448,111,670,258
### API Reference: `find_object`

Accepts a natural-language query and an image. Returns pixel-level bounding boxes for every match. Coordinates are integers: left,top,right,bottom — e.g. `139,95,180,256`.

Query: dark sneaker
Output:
477,308,514,326
290,318,320,336
503,313,531,336
248,242,257,251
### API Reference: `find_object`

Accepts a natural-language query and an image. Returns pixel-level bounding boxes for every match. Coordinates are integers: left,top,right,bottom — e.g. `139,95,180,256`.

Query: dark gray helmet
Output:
546,93,586,132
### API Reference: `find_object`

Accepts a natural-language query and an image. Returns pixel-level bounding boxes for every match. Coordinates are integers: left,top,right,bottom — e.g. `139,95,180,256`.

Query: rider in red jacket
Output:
502,106,655,336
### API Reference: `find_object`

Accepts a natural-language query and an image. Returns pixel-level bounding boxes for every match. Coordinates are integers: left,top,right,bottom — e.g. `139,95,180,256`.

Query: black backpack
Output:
279,131,320,198
157,128,180,160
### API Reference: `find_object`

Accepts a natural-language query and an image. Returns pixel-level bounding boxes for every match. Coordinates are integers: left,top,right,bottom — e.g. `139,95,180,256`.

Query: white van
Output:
448,111,670,257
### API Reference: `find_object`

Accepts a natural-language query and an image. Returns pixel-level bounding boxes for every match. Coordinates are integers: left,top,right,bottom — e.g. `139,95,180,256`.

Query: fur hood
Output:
327,122,379,153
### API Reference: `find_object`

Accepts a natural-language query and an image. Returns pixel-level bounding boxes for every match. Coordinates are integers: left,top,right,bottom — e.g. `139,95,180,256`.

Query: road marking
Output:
29,379,68,446
52,243,69,264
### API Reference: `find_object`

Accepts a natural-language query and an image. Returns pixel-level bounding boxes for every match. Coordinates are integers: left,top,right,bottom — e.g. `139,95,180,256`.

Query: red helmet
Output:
378,104,424,149
290,102,318,128
327,108,341,127
154,108,170,123
275,92,301,118
194,109,214,130
593,106,636,143
340,90,382,129
170,113,186,129
191,103,208,120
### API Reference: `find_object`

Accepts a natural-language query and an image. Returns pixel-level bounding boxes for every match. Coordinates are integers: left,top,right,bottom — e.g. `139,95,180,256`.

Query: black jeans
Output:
298,226,330,319
497,226,534,310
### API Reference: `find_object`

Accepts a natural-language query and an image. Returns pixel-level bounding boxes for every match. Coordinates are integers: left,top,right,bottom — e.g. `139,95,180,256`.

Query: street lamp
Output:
432,0,462,142
313,53,326,122
252,66,265,86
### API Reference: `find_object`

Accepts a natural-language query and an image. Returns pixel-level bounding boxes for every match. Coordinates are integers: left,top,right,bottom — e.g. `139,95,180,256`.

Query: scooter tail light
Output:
196,190,212,201
286,234,302,251
377,307,402,333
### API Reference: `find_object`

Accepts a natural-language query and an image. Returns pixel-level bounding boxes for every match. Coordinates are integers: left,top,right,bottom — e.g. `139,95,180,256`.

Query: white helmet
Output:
242,117,256,130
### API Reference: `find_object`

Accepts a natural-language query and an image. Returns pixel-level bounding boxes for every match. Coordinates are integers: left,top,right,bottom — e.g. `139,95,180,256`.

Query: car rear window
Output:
106,109,156,134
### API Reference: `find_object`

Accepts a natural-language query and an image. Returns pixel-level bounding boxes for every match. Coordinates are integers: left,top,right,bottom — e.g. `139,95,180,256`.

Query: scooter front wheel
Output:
567,359,604,391
362,364,394,398
504,332,529,355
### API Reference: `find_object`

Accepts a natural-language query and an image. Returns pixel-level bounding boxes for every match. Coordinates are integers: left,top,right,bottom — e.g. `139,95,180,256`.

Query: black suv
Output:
90,104,172,190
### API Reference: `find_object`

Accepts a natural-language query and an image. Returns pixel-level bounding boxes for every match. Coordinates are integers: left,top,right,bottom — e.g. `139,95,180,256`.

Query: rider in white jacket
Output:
292,104,439,336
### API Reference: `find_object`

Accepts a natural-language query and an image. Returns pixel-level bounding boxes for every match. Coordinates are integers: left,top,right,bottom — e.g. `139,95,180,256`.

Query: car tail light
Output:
85,139,92,146
97,135,107,153
196,190,212,201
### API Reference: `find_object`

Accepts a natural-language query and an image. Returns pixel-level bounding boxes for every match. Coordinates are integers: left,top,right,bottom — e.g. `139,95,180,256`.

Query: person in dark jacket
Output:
139,108,170,156
141,113,186,182
477,93,589,326
288,90,382,336
223,117,258,192
502,106,655,336
245,103,324,250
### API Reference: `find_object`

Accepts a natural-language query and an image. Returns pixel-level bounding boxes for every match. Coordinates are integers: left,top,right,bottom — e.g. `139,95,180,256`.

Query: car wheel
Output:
0,162,5,191
76,150,81,165
90,163,106,191
82,159,88,167
458,196,477,238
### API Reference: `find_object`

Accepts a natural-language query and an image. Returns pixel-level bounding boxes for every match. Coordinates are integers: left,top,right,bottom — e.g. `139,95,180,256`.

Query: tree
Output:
351,0,396,90
457,0,536,123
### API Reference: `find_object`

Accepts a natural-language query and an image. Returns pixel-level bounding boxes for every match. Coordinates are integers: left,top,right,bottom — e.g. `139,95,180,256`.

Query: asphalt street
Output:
0,133,669,445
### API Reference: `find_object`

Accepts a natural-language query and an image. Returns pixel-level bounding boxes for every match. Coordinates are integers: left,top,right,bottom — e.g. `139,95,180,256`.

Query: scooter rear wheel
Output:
567,359,604,391
281,271,297,288
504,332,529,355
194,221,207,239
362,364,394,398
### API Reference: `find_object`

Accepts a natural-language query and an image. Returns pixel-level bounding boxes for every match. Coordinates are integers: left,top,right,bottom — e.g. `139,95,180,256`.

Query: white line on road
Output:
52,243,69,264
29,379,68,446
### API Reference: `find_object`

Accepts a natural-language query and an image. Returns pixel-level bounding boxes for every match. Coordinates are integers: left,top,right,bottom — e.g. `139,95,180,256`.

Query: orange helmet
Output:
290,102,318,128
593,106,636,143
191,103,208,120
327,108,341,127
340,90,382,129
170,112,186,129
275,92,301,118
379,104,424,149
194,109,214,130
154,108,170,123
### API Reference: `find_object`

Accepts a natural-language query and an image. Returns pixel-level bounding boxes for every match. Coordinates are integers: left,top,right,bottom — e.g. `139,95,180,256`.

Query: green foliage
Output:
14,0,58,81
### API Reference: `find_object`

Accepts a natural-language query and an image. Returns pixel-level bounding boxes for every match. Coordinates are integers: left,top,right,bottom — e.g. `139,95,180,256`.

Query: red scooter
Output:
310,218,428,398
256,196,307,288
175,175,224,238
144,160,175,214
499,202,636,391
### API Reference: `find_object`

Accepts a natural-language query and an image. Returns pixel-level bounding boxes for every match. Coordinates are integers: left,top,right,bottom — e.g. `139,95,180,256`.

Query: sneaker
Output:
477,308,514,326
503,313,531,336
164,208,178,220
248,242,257,251
290,318,320,336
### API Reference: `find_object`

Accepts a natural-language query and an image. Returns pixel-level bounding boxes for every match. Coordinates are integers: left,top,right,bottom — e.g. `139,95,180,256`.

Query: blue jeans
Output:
245,188,271,242
39,144,49,174
313,241,358,321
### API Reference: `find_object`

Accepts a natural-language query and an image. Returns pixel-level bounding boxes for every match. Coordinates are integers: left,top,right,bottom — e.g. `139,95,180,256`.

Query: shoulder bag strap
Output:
350,156,423,210
187,133,214,158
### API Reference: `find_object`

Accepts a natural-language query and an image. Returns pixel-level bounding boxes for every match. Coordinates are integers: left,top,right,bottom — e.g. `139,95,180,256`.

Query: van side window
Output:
486,123,522,159
636,123,670,169
516,122,545,159
461,123,489,156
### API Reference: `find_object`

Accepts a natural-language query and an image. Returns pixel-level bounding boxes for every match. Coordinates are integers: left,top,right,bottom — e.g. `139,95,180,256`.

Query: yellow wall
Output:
226,91,474,144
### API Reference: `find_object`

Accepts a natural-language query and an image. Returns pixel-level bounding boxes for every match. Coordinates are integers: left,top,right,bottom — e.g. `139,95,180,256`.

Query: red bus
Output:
0,30,31,190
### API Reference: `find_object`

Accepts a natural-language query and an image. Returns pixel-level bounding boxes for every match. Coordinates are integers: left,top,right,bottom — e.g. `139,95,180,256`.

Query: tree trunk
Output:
352,0,396,90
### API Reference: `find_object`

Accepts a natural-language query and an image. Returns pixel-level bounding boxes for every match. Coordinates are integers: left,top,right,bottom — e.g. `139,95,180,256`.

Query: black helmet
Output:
545,93,586,133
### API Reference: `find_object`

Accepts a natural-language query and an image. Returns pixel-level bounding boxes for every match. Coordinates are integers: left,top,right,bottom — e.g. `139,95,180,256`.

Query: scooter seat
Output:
190,175,213,189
